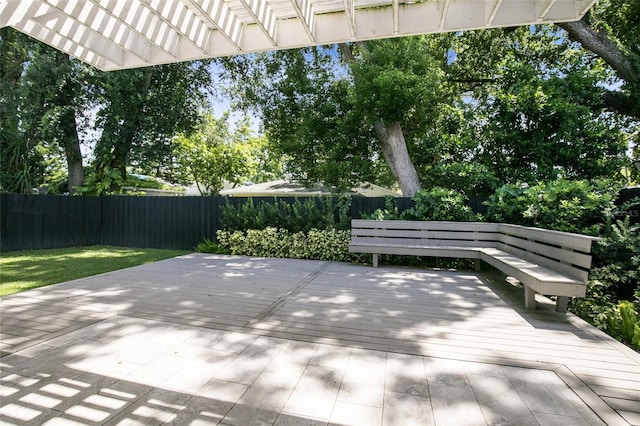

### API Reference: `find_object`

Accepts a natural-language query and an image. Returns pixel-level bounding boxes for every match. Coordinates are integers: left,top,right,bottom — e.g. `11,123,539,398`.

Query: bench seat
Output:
349,220,598,312
348,242,483,263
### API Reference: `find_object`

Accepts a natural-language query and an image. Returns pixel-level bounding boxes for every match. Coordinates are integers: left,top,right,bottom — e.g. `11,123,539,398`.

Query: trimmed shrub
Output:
216,228,363,263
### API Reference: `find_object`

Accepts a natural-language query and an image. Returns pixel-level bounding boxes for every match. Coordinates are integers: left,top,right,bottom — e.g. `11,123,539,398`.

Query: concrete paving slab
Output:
1,254,638,425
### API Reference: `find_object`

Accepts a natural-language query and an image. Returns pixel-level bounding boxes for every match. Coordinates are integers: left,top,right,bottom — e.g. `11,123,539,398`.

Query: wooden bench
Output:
348,220,599,312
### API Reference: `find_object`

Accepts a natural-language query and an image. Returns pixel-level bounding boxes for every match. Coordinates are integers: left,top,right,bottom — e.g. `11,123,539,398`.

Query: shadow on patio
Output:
1,254,637,425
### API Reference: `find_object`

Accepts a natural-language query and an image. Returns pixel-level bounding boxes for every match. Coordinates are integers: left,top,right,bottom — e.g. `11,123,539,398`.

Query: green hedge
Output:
216,228,364,263
221,196,352,233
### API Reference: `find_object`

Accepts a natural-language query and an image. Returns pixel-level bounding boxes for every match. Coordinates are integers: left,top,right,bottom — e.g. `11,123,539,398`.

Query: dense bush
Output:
401,187,479,221
215,228,363,262
220,195,352,233
571,213,640,348
365,188,478,221
484,179,617,235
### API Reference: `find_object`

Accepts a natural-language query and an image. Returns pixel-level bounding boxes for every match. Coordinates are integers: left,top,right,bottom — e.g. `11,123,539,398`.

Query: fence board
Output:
1,190,628,252
616,187,640,224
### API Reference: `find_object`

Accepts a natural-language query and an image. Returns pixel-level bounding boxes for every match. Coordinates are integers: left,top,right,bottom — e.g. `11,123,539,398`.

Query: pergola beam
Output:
1,0,598,71
538,0,559,21
487,0,504,26
237,0,277,46
439,0,451,30
185,0,243,50
290,0,315,43
342,0,355,38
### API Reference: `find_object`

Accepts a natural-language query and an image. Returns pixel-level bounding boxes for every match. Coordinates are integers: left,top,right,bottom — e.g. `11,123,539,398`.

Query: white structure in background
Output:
1,0,596,71
220,180,401,197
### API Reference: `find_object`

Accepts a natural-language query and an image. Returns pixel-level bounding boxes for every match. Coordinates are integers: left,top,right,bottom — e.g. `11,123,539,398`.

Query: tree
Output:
0,28,40,193
440,26,629,187
87,61,212,193
173,114,276,195
341,40,450,196
222,39,454,196
20,43,86,193
557,0,640,121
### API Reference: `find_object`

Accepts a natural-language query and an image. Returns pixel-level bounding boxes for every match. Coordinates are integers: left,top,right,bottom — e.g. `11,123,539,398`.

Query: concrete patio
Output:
1,254,638,425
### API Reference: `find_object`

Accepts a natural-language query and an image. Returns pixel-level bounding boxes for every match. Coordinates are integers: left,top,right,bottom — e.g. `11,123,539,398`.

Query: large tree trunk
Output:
94,69,153,192
374,120,421,197
64,122,84,193
339,43,422,196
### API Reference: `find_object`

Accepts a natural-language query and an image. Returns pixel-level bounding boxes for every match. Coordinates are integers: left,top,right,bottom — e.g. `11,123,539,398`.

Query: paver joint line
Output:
0,255,638,425
0,314,115,358
244,261,331,328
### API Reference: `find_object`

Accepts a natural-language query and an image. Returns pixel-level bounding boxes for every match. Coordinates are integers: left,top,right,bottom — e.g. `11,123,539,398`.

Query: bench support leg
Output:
474,259,481,272
555,296,569,313
372,254,378,268
524,286,536,310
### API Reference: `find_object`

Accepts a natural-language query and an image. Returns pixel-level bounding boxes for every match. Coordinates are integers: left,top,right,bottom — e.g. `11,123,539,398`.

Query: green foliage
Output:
196,238,229,254
77,166,124,195
89,61,211,192
221,47,392,190
216,228,359,262
591,217,640,299
484,179,617,235
0,28,41,194
446,26,630,186
221,196,352,233
173,114,280,195
350,37,448,129
571,215,640,349
362,196,403,220
402,187,479,221
364,188,477,221
19,41,86,193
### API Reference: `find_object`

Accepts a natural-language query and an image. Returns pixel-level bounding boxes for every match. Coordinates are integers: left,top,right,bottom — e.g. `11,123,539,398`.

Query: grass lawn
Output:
0,246,188,297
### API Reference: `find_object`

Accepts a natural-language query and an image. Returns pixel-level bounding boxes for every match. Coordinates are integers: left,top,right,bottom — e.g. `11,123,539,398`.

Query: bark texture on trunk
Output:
557,20,637,84
64,127,84,193
374,120,421,197
339,43,422,197
557,19,640,119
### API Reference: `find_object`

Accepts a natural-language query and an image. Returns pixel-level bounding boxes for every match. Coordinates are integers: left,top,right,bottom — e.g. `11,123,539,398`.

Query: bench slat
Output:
348,243,482,259
498,223,597,253
500,234,593,269
351,237,496,248
353,220,499,232
352,229,499,241
495,242,589,282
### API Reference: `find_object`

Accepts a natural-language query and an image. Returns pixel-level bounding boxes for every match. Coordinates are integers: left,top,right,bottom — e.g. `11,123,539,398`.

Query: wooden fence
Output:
1,188,636,252
0,194,420,252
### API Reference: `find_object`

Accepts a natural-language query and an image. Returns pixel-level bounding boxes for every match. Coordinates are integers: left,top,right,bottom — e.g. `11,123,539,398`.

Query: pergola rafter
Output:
1,0,598,71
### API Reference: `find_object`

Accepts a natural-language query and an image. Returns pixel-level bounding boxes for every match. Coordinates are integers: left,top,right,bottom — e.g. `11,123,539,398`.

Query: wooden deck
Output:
1,254,638,425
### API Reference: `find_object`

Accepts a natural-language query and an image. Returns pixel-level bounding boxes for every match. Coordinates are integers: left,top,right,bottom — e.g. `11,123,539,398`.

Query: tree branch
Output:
338,43,354,64
602,90,640,120
557,20,638,84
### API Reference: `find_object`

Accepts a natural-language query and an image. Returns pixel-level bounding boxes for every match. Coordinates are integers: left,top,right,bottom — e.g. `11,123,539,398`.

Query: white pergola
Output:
1,0,596,71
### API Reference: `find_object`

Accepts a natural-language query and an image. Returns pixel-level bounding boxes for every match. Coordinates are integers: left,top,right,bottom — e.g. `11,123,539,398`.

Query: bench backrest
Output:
351,220,500,248
497,224,598,283
351,220,598,283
